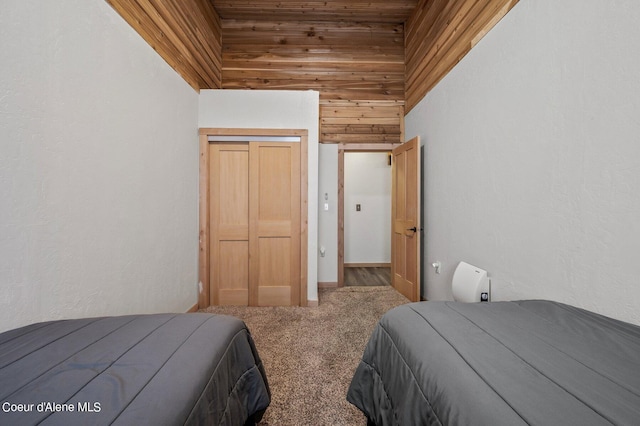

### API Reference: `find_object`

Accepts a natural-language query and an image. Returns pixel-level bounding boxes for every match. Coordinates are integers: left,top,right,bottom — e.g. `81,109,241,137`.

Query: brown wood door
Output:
209,143,250,306
250,142,301,306
209,141,301,306
391,136,421,302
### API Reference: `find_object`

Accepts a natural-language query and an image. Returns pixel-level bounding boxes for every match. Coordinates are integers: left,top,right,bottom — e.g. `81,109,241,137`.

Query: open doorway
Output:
339,150,392,286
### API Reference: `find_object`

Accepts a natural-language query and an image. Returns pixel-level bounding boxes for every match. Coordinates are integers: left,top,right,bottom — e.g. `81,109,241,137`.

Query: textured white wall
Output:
318,144,338,283
344,153,392,263
0,1,200,332
198,89,320,303
405,0,640,324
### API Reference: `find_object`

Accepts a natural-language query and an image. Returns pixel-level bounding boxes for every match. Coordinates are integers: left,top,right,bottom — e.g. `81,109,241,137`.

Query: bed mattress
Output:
347,300,640,425
0,313,270,425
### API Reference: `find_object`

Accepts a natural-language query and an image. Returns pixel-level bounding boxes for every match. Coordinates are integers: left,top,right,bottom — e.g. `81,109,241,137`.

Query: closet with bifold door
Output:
209,140,301,307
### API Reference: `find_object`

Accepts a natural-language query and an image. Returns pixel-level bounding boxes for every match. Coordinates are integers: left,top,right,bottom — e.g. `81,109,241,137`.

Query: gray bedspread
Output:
347,300,640,425
0,313,270,425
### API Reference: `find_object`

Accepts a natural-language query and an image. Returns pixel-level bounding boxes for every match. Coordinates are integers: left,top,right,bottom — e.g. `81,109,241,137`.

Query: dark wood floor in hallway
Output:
345,267,391,286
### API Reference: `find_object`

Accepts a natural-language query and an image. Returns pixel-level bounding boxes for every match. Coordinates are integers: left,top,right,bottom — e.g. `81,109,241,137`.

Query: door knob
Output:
406,227,423,232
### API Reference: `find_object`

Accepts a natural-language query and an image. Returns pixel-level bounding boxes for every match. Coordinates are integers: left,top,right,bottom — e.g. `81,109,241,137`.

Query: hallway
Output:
344,267,390,287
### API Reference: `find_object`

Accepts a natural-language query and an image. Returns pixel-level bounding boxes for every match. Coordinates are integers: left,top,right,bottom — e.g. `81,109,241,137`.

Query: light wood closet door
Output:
250,142,301,306
209,143,250,306
209,142,301,306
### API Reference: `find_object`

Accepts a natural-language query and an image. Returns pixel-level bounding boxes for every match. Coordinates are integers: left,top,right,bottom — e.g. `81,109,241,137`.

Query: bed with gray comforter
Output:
347,300,640,425
0,313,270,425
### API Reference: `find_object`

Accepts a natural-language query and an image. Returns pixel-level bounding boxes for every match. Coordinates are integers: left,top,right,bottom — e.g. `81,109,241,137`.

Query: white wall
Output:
344,153,392,263
0,1,200,333
405,0,640,325
199,89,320,303
318,144,338,283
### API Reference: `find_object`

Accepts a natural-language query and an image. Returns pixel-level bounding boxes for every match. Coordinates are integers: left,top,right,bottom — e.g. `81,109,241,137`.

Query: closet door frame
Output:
198,128,309,309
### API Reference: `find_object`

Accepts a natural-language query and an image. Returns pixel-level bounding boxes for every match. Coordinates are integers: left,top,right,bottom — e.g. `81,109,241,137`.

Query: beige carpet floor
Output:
199,286,409,425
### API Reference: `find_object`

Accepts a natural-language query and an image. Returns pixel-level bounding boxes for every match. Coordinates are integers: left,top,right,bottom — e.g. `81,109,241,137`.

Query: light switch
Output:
324,203,329,211
356,204,361,211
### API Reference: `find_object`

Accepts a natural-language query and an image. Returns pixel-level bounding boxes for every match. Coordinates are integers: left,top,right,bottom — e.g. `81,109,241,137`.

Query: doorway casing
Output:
337,143,400,287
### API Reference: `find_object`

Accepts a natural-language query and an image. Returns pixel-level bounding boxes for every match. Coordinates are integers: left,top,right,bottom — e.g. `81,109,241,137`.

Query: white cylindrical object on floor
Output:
452,261,490,303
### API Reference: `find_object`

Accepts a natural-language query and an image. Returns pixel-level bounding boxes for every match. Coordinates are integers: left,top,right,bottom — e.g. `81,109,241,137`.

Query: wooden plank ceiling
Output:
106,0,222,90
212,0,418,23
106,0,518,144
221,19,406,144
405,0,519,112
213,0,416,145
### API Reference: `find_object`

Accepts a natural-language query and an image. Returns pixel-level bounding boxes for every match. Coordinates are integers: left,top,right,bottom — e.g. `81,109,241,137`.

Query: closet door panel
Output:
250,143,301,306
210,144,250,306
